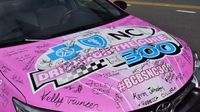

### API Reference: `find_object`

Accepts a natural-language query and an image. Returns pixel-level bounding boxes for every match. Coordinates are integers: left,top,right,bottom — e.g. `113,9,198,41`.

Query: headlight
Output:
13,98,58,112
194,52,200,69
192,52,200,87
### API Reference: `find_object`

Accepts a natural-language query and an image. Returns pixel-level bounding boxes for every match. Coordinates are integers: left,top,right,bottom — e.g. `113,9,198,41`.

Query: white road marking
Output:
127,4,132,7
176,10,197,14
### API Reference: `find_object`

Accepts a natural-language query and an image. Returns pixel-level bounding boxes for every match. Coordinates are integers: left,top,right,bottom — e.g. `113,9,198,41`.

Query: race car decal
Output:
117,63,173,92
78,35,107,48
30,59,107,92
120,42,182,67
28,26,183,93
108,27,155,40
47,44,82,61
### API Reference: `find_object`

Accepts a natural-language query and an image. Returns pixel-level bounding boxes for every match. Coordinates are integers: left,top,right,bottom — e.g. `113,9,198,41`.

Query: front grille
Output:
132,77,195,112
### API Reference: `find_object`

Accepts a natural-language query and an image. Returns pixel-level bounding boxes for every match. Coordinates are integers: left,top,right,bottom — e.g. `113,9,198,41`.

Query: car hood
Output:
0,15,194,112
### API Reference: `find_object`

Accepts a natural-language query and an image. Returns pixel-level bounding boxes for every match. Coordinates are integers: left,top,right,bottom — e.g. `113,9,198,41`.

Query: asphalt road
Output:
124,0,200,54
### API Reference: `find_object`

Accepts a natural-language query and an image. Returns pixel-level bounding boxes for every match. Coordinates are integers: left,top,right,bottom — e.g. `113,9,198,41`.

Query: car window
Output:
0,0,127,47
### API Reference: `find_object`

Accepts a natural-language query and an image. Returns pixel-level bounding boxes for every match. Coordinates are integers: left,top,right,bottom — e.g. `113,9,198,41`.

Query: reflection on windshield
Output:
0,0,127,47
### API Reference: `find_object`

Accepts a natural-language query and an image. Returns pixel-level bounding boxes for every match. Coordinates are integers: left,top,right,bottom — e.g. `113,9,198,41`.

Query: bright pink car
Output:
0,0,200,112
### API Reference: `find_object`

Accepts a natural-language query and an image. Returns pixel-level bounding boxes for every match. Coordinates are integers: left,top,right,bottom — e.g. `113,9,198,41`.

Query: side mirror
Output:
113,0,127,10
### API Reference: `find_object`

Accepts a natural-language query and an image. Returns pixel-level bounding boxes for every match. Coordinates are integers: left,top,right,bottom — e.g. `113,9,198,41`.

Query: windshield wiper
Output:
25,39,59,45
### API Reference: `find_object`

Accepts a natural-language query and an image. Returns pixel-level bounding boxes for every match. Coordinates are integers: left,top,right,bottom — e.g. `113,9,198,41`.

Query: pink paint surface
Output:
0,16,194,112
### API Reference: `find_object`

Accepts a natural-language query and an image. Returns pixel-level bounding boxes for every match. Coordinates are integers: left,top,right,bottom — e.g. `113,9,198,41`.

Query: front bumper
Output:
134,77,197,112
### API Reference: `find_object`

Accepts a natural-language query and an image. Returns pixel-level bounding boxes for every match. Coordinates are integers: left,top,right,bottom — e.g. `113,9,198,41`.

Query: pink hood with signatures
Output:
0,16,194,112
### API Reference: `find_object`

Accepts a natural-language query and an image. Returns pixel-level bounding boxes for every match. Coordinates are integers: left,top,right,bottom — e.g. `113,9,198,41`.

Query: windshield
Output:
0,0,127,47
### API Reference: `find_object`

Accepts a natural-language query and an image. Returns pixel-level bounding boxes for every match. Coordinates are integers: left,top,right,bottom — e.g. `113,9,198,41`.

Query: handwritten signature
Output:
41,91,65,107
64,85,83,93
85,80,112,95
66,96,102,111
